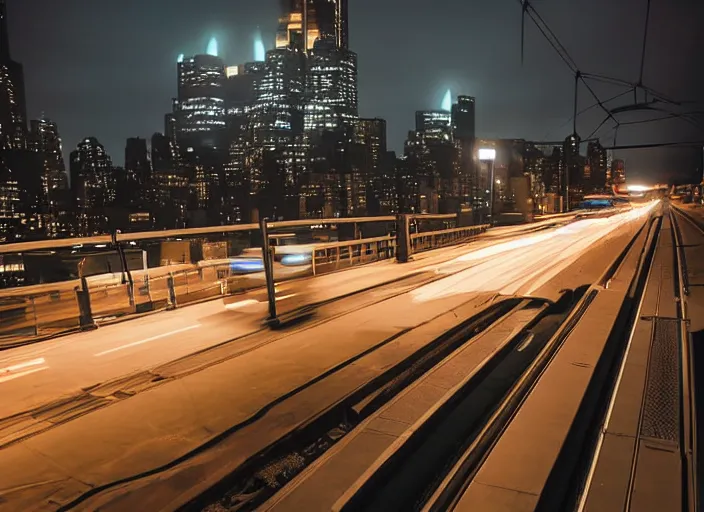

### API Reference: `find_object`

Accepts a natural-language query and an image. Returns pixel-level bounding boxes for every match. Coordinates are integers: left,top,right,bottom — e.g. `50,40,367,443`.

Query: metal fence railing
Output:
410,225,490,254
0,214,491,344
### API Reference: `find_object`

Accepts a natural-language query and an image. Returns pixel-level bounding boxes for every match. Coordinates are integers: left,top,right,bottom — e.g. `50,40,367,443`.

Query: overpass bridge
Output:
0,201,699,512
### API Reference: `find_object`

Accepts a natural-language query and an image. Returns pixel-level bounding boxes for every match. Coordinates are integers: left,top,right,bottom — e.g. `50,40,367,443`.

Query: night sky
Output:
6,0,704,182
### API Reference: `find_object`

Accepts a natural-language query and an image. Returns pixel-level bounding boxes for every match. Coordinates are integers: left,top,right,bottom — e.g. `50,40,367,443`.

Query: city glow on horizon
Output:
627,184,651,192
206,37,219,57
254,32,266,62
441,89,452,111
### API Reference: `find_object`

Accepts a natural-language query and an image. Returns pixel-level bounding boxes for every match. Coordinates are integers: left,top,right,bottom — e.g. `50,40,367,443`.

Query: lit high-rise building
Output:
355,118,386,170
586,140,608,192
305,40,358,132
277,0,349,50
251,46,306,145
176,47,227,150
70,137,114,210
415,110,452,142
30,118,67,195
0,0,27,150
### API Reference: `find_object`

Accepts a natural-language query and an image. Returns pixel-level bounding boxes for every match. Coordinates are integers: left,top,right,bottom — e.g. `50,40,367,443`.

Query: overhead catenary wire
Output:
639,0,653,84
516,0,700,147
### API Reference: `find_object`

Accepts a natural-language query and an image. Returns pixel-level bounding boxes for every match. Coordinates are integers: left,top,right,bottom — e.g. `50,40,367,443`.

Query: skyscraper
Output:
30,118,68,196
125,137,150,185
452,95,476,212
415,110,452,142
70,137,114,210
0,0,27,150
452,96,475,141
355,118,387,170
176,50,227,149
305,39,358,132
252,46,306,143
586,140,607,192
312,0,349,48
277,0,349,51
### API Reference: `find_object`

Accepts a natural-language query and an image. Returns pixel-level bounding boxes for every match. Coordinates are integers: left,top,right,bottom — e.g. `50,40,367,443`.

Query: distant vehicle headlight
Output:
280,253,312,266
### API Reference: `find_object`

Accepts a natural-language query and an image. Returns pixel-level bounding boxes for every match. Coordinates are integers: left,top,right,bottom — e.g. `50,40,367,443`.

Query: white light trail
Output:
94,325,201,357
411,202,658,303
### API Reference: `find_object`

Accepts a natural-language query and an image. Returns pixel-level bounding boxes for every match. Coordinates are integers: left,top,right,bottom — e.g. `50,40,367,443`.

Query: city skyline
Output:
6,0,703,181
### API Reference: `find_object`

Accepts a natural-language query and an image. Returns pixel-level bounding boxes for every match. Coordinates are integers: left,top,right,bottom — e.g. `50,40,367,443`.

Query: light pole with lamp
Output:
478,148,497,225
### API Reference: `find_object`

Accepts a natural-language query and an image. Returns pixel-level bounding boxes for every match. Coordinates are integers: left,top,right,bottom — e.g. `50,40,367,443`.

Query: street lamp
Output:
479,148,497,224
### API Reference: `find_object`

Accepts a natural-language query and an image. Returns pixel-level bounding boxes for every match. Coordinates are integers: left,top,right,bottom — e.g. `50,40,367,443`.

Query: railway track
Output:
183,212,654,512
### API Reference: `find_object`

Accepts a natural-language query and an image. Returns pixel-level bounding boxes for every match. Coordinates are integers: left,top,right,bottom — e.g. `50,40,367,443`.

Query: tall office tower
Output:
413,108,461,214
311,0,348,48
355,118,386,169
125,137,150,185
415,110,452,142
451,96,475,141
0,154,20,240
451,96,476,211
30,118,68,194
562,133,581,207
586,141,607,192
277,0,349,50
252,46,306,146
305,39,357,132
0,0,26,150
150,132,188,227
70,137,115,210
277,0,319,51
522,142,547,209
176,48,227,150
355,118,386,214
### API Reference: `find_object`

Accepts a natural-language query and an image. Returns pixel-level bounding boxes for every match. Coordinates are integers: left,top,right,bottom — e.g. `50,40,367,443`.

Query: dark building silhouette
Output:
0,0,26,150
125,137,150,185
586,141,608,193
452,95,476,214
70,137,114,210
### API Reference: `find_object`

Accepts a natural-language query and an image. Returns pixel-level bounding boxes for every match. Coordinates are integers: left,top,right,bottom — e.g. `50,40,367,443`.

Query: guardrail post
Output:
76,259,96,331
396,214,412,263
260,217,278,325
30,296,39,337
167,272,177,310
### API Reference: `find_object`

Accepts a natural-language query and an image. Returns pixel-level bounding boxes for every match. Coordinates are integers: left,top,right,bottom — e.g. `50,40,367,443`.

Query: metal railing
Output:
312,235,397,276
411,225,490,253
0,214,489,345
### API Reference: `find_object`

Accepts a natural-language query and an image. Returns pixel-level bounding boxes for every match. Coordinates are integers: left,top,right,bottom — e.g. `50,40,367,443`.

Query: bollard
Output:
260,217,278,325
396,214,412,263
76,284,96,331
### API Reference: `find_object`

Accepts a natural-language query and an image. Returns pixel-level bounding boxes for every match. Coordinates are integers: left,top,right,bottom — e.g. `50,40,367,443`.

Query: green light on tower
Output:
206,37,218,57
442,89,452,112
